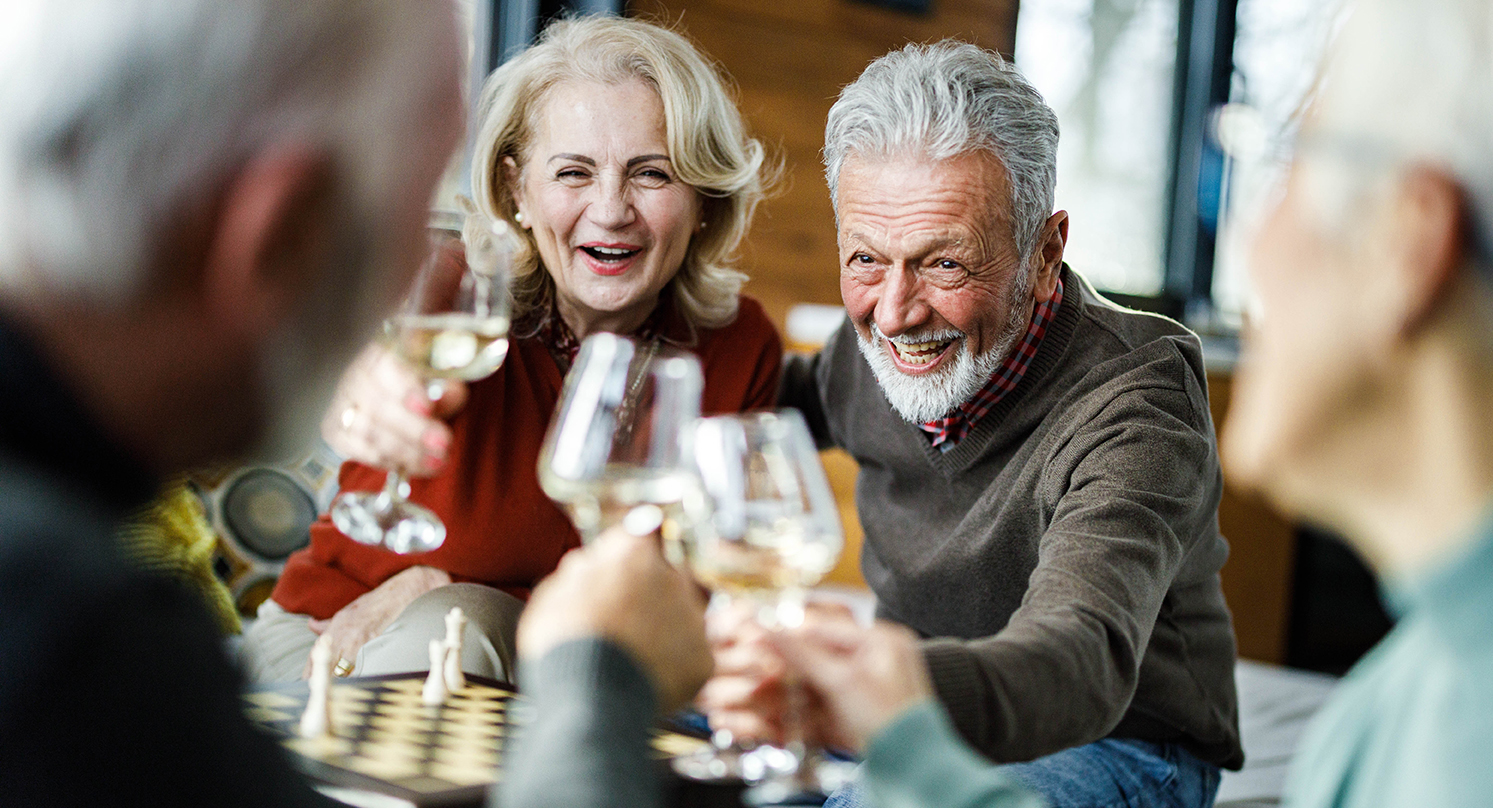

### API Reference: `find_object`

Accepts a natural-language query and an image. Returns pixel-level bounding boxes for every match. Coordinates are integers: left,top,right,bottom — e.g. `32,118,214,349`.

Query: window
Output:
1016,0,1180,298
1016,0,1340,327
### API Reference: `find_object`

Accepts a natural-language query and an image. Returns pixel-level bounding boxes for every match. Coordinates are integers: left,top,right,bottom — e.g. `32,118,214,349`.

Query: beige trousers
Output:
238,583,524,685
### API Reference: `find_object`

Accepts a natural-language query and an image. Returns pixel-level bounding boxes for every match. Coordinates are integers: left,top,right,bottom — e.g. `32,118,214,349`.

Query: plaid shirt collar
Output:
918,277,1064,452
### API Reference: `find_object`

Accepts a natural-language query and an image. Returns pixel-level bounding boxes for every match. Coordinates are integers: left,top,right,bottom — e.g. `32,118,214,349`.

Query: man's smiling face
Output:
837,151,1037,423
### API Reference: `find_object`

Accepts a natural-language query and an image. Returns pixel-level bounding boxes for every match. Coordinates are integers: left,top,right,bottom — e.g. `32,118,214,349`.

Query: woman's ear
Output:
200,143,336,340
504,156,529,228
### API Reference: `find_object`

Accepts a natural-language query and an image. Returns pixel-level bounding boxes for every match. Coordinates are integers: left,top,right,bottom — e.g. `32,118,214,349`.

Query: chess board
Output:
243,672,711,807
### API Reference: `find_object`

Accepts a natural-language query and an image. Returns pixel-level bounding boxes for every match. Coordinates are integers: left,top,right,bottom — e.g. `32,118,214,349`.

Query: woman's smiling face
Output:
510,77,703,337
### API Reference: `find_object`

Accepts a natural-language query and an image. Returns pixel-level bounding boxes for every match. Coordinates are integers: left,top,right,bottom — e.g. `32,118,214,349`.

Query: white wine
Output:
386,314,510,380
541,467,707,547
689,522,836,596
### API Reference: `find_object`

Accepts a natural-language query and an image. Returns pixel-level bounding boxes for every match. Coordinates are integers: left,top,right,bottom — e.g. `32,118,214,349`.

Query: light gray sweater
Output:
782,267,1243,769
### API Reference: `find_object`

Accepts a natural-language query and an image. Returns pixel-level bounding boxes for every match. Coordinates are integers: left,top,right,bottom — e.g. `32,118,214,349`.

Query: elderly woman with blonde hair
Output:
240,15,781,684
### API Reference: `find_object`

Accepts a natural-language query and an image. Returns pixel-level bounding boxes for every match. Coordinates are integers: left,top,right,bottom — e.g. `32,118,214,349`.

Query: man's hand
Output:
770,607,935,753
695,600,790,744
303,565,452,678
517,528,712,713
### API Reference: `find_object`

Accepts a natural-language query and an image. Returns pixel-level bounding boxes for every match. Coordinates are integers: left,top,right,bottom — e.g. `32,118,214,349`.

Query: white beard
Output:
854,300,1031,425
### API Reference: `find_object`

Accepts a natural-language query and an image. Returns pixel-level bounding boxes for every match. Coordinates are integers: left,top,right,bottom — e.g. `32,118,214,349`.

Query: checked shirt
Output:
918,277,1064,452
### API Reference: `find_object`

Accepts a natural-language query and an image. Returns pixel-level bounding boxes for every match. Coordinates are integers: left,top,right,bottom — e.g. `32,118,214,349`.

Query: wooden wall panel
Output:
1208,370,1297,664
630,0,1020,327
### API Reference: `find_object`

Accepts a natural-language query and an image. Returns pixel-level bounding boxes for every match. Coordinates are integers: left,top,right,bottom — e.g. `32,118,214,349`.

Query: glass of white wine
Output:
537,332,708,559
330,215,516,554
674,409,844,798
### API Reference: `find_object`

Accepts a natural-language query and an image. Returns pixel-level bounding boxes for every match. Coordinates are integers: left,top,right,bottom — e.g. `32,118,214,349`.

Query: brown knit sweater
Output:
782,266,1243,769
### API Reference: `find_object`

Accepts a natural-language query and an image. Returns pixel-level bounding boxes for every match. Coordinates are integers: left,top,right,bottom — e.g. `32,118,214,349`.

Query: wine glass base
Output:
738,749,857,806
672,745,753,783
331,493,447,553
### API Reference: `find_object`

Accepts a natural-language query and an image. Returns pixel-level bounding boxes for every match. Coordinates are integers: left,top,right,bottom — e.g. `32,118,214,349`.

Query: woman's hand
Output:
320,235,473,476
695,600,791,745
770,608,935,753
320,342,468,476
303,565,452,678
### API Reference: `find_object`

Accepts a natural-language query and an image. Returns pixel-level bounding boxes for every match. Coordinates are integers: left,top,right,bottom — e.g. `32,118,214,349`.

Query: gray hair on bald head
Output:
1306,0,1493,268
0,0,457,307
823,41,1059,263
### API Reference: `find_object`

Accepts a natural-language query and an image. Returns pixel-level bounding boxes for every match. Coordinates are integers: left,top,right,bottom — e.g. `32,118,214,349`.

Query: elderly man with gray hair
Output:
0,0,464,804
699,40,1241,808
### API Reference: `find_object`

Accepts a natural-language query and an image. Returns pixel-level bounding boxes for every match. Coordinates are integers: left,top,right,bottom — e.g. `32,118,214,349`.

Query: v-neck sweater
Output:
782,266,1243,769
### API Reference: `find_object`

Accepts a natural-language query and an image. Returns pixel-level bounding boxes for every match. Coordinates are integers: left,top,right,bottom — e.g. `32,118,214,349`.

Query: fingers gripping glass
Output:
330,216,517,554
674,410,847,800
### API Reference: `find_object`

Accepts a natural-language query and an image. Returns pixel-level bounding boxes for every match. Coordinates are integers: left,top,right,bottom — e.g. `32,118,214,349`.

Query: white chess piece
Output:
299,635,335,738
443,607,467,692
422,638,447,706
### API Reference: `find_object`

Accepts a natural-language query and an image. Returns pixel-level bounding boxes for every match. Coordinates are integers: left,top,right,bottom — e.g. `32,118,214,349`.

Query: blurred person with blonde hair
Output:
242,14,782,685
0,0,465,804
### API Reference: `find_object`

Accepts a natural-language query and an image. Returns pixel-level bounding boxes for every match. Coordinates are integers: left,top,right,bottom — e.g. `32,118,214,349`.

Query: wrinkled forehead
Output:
833,149,1016,238
518,75,665,163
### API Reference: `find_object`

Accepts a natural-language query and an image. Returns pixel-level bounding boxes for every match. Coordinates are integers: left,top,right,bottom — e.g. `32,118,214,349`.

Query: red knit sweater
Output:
272,296,782,620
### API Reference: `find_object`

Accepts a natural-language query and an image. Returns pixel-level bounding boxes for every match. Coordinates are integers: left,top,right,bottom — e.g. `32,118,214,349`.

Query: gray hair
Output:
1305,0,1493,268
0,0,456,306
824,41,1059,264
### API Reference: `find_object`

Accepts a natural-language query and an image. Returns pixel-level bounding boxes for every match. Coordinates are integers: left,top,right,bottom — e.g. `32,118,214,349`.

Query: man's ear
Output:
1379,166,1468,339
1031,210,1069,304
200,144,336,340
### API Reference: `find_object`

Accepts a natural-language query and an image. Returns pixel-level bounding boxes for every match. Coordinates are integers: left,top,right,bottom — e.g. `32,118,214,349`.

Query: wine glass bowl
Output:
537,332,707,554
688,410,842,602
330,215,516,554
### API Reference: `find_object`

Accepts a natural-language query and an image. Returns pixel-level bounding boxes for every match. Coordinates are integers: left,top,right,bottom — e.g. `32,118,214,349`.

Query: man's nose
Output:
873,266,930,337
588,174,635,230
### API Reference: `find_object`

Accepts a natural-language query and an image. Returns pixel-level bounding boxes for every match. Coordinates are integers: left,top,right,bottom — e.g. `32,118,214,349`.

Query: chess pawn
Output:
443,607,467,692
422,639,447,706
299,635,335,738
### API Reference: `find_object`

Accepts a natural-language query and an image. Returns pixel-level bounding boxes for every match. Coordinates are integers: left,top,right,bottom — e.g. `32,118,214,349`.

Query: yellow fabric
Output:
117,481,241,634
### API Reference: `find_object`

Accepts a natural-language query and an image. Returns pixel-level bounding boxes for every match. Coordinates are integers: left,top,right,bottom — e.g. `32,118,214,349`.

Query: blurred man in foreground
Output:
0,1,463,804
1222,0,1493,803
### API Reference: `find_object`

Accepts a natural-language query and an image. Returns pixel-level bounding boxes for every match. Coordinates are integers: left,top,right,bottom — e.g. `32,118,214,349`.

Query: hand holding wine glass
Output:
330,215,516,554
677,409,844,795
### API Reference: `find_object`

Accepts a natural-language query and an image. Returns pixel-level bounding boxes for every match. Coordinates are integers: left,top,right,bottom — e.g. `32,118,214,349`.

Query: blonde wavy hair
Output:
470,15,770,331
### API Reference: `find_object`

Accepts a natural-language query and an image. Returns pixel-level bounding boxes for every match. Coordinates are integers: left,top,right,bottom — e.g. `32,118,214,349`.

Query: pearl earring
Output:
514,211,525,224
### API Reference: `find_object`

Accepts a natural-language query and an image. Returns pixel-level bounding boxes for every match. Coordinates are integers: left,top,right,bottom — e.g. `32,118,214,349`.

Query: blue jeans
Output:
823,738,1220,808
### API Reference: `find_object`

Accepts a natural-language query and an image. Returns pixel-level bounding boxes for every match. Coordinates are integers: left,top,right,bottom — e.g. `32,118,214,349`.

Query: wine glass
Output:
537,332,708,559
673,409,844,799
330,215,516,554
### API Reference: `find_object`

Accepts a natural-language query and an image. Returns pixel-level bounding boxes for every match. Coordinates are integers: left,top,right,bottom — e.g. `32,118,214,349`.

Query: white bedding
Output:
1216,660,1339,807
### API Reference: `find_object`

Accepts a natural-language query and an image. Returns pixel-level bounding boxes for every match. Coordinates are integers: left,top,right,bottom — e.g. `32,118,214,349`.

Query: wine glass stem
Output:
775,591,809,773
376,376,439,512
380,468,410,511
